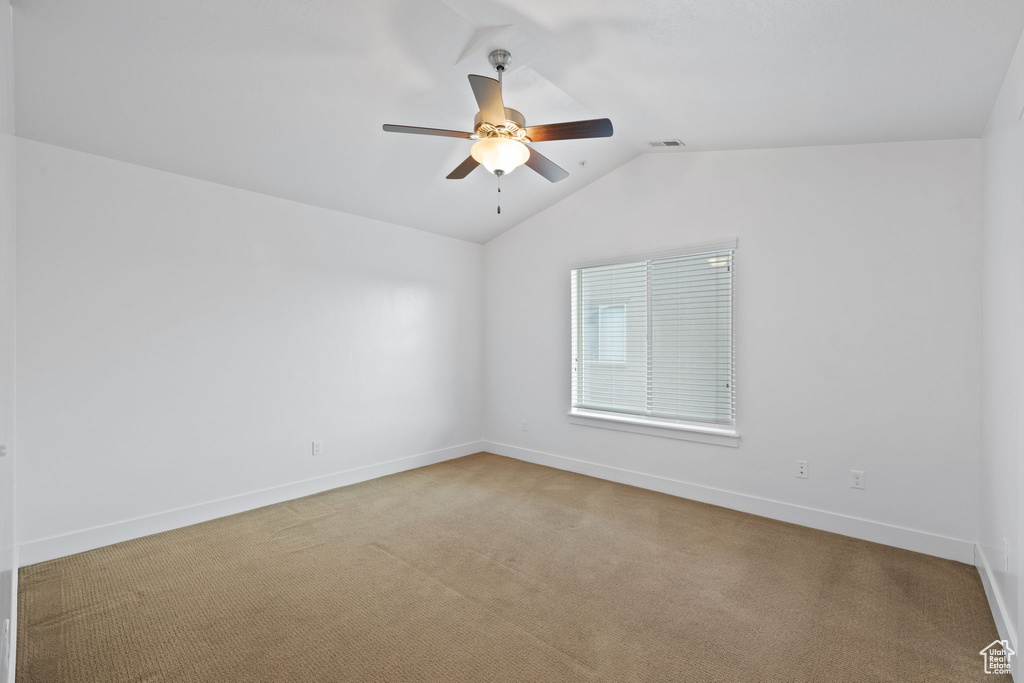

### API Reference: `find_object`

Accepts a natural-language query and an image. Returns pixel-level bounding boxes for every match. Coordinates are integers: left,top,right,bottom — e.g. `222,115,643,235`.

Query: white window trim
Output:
570,238,738,270
569,238,739,448
568,409,740,448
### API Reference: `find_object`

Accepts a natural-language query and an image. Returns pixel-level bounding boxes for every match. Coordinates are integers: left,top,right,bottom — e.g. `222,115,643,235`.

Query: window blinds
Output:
571,246,735,428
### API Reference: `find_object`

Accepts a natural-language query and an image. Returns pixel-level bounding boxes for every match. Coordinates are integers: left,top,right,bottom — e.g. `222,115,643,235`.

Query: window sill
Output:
567,409,740,448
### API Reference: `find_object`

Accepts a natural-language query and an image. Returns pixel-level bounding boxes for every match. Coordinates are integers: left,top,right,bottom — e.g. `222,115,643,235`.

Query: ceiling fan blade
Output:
446,156,480,179
468,75,506,125
525,147,569,183
382,124,473,139
524,118,613,142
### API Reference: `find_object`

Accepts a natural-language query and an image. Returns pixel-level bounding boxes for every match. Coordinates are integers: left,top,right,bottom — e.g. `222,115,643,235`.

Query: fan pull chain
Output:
497,63,504,213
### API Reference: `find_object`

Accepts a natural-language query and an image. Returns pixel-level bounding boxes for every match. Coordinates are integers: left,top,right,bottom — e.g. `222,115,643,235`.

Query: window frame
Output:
568,239,740,447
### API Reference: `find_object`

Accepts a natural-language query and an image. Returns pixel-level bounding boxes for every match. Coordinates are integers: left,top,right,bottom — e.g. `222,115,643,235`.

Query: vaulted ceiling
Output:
13,0,1024,243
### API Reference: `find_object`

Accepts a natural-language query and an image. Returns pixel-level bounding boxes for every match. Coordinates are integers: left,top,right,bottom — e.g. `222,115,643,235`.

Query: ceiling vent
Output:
646,139,686,148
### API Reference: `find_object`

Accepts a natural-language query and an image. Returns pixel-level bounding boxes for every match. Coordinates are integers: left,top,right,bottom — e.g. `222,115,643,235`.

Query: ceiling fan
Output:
382,49,613,191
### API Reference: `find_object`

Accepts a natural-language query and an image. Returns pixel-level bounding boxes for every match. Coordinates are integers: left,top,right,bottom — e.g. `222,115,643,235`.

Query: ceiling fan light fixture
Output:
382,48,613,189
470,137,529,175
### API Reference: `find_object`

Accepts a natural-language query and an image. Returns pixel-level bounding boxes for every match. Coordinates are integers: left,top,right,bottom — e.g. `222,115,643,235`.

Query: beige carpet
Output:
19,453,998,682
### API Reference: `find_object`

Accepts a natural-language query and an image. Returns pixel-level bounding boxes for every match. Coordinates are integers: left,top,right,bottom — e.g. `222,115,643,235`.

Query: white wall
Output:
979,25,1024,665
16,139,483,563
0,2,14,680
483,139,983,562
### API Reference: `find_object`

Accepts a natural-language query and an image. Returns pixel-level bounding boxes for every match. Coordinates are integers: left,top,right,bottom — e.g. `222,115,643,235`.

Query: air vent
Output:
646,139,686,148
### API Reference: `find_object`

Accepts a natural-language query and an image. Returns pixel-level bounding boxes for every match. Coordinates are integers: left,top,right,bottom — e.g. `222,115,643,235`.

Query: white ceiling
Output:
13,0,1024,243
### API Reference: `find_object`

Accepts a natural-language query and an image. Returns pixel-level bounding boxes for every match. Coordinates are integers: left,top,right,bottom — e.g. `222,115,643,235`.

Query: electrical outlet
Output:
851,470,865,490
795,460,808,479
520,420,528,432
311,440,323,457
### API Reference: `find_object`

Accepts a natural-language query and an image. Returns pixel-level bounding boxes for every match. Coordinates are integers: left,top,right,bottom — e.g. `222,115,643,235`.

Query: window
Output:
595,304,627,363
570,241,736,441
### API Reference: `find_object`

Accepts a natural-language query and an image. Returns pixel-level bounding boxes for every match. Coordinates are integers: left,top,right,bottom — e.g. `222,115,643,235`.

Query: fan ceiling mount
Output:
382,49,614,192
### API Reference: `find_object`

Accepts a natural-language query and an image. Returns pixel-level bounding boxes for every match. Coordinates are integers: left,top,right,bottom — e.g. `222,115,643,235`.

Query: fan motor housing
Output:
474,107,526,133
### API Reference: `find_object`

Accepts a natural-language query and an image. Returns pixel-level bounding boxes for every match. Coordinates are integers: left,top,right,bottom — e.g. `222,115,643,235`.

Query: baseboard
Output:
6,545,15,683
976,543,1019,679
19,441,485,567
484,441,975,564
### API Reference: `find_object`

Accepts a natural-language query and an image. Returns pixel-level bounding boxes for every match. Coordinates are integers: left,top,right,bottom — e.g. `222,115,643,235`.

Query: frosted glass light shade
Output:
471,137,530,175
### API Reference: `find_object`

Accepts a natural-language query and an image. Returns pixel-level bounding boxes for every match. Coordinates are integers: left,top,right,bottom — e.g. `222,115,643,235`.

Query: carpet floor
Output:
18,452,998,682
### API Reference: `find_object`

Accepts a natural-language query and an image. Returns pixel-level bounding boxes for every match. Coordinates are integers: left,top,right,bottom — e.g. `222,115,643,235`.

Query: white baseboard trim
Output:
5,545,16,683
484,441,975,564
976,543,1019,678
19,441,485,567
